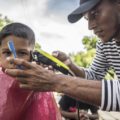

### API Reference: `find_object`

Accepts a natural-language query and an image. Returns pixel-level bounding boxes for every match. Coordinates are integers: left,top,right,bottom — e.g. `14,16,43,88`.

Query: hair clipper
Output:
32,49,73,75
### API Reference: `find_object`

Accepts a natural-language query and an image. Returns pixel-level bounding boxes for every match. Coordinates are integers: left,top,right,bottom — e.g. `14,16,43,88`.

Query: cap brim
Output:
68,0,100,23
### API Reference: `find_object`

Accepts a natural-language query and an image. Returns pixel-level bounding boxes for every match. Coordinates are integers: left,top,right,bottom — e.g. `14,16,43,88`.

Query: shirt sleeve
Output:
101,80,120,111
84,41,109,80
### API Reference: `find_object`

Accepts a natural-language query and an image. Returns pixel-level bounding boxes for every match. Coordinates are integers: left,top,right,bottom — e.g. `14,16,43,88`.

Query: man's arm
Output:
52,51,85,78
54,74,102,106
52,42,108,80
5,58,120,111
5,58,101,106
68,62,86,78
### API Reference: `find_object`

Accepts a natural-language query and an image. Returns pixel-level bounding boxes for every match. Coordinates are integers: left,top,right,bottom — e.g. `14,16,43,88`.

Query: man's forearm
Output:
69,62,85,78
54,74,102,106
5,58,120,111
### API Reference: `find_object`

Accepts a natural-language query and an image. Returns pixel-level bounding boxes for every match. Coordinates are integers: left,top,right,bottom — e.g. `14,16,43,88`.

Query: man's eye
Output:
93,10,99,18
94,11,99,16
89,10,99,19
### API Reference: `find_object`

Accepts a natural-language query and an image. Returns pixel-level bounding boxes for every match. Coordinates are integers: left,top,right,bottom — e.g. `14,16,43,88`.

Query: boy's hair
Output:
0,22,35,48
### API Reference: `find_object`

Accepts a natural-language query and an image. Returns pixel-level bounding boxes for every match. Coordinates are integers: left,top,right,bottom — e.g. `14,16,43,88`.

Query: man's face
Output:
0,35,32,69
84,0,119,43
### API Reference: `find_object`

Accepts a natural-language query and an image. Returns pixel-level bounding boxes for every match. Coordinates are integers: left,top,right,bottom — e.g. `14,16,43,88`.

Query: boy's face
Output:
0,35,33,69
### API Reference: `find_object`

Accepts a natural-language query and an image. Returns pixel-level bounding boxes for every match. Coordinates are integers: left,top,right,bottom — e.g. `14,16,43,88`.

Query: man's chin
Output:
99,37,113,43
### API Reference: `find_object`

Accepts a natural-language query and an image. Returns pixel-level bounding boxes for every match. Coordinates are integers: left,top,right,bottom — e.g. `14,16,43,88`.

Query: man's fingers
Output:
16,77,29,84
7,57,33,69
5,69,28,77
52,51,59,57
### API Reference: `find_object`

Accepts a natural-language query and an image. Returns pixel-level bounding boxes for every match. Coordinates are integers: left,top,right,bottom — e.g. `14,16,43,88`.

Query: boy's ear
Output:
30,51,33,62
0,48,1,62
0,55,1,66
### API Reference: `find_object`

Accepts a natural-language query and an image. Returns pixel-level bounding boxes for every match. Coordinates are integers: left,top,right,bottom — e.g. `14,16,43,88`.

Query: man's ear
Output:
115,0,120,11
115,0,120,5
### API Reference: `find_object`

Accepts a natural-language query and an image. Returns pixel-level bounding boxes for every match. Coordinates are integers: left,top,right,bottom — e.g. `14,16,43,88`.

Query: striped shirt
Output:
84,40,120,111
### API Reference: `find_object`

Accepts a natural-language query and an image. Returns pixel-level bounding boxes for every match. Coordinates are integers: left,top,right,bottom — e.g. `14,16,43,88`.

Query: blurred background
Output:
0,0,114,79
0,0,93,54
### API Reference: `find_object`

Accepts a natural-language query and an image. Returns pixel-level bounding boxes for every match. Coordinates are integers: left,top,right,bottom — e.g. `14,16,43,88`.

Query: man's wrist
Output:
52,74,68,93
67,60,74,69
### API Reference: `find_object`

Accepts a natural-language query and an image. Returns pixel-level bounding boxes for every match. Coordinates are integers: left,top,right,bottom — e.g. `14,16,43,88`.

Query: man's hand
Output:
52,51,72,67
52,51,85,78
5,58,57,91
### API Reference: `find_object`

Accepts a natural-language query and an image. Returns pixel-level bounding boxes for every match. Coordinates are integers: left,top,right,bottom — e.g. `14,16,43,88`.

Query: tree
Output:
70,36,97,67
82,36,97,50
35,42,41,49
70,36,115,80
0,14,12,30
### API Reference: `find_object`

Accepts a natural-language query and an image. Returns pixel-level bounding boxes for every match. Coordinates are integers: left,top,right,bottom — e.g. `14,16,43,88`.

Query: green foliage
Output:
35,42,41,49
104,67,117,80
82,36,97,50
0,14,12,30
70,49,96,67
70,36,97,67
70,35,115,80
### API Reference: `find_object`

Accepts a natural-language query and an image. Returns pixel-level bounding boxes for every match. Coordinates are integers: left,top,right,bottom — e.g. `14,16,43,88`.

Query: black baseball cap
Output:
68,0,101,23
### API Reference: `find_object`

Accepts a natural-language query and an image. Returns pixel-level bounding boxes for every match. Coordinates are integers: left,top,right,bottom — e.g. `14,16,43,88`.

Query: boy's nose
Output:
6,56,16,68
10,53,17,59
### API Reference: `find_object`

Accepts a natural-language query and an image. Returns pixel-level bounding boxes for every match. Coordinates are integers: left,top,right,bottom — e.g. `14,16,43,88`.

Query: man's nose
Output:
88,19,97,30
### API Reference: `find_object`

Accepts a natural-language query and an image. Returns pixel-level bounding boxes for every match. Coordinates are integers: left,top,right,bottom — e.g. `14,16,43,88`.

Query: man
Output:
5,0,120,111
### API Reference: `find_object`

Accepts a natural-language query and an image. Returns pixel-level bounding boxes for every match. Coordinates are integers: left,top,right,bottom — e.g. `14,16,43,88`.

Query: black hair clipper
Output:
32,49,73,75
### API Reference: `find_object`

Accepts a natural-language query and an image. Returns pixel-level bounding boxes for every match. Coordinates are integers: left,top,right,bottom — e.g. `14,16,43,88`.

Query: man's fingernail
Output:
52,52,59,56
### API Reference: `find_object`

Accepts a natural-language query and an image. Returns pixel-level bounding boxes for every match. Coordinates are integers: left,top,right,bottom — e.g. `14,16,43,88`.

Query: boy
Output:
0,23,34,70
0,23,61,120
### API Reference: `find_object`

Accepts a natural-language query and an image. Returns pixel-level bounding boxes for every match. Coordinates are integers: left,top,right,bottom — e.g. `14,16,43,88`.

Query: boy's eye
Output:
2,51,11,56
17,52,29,56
